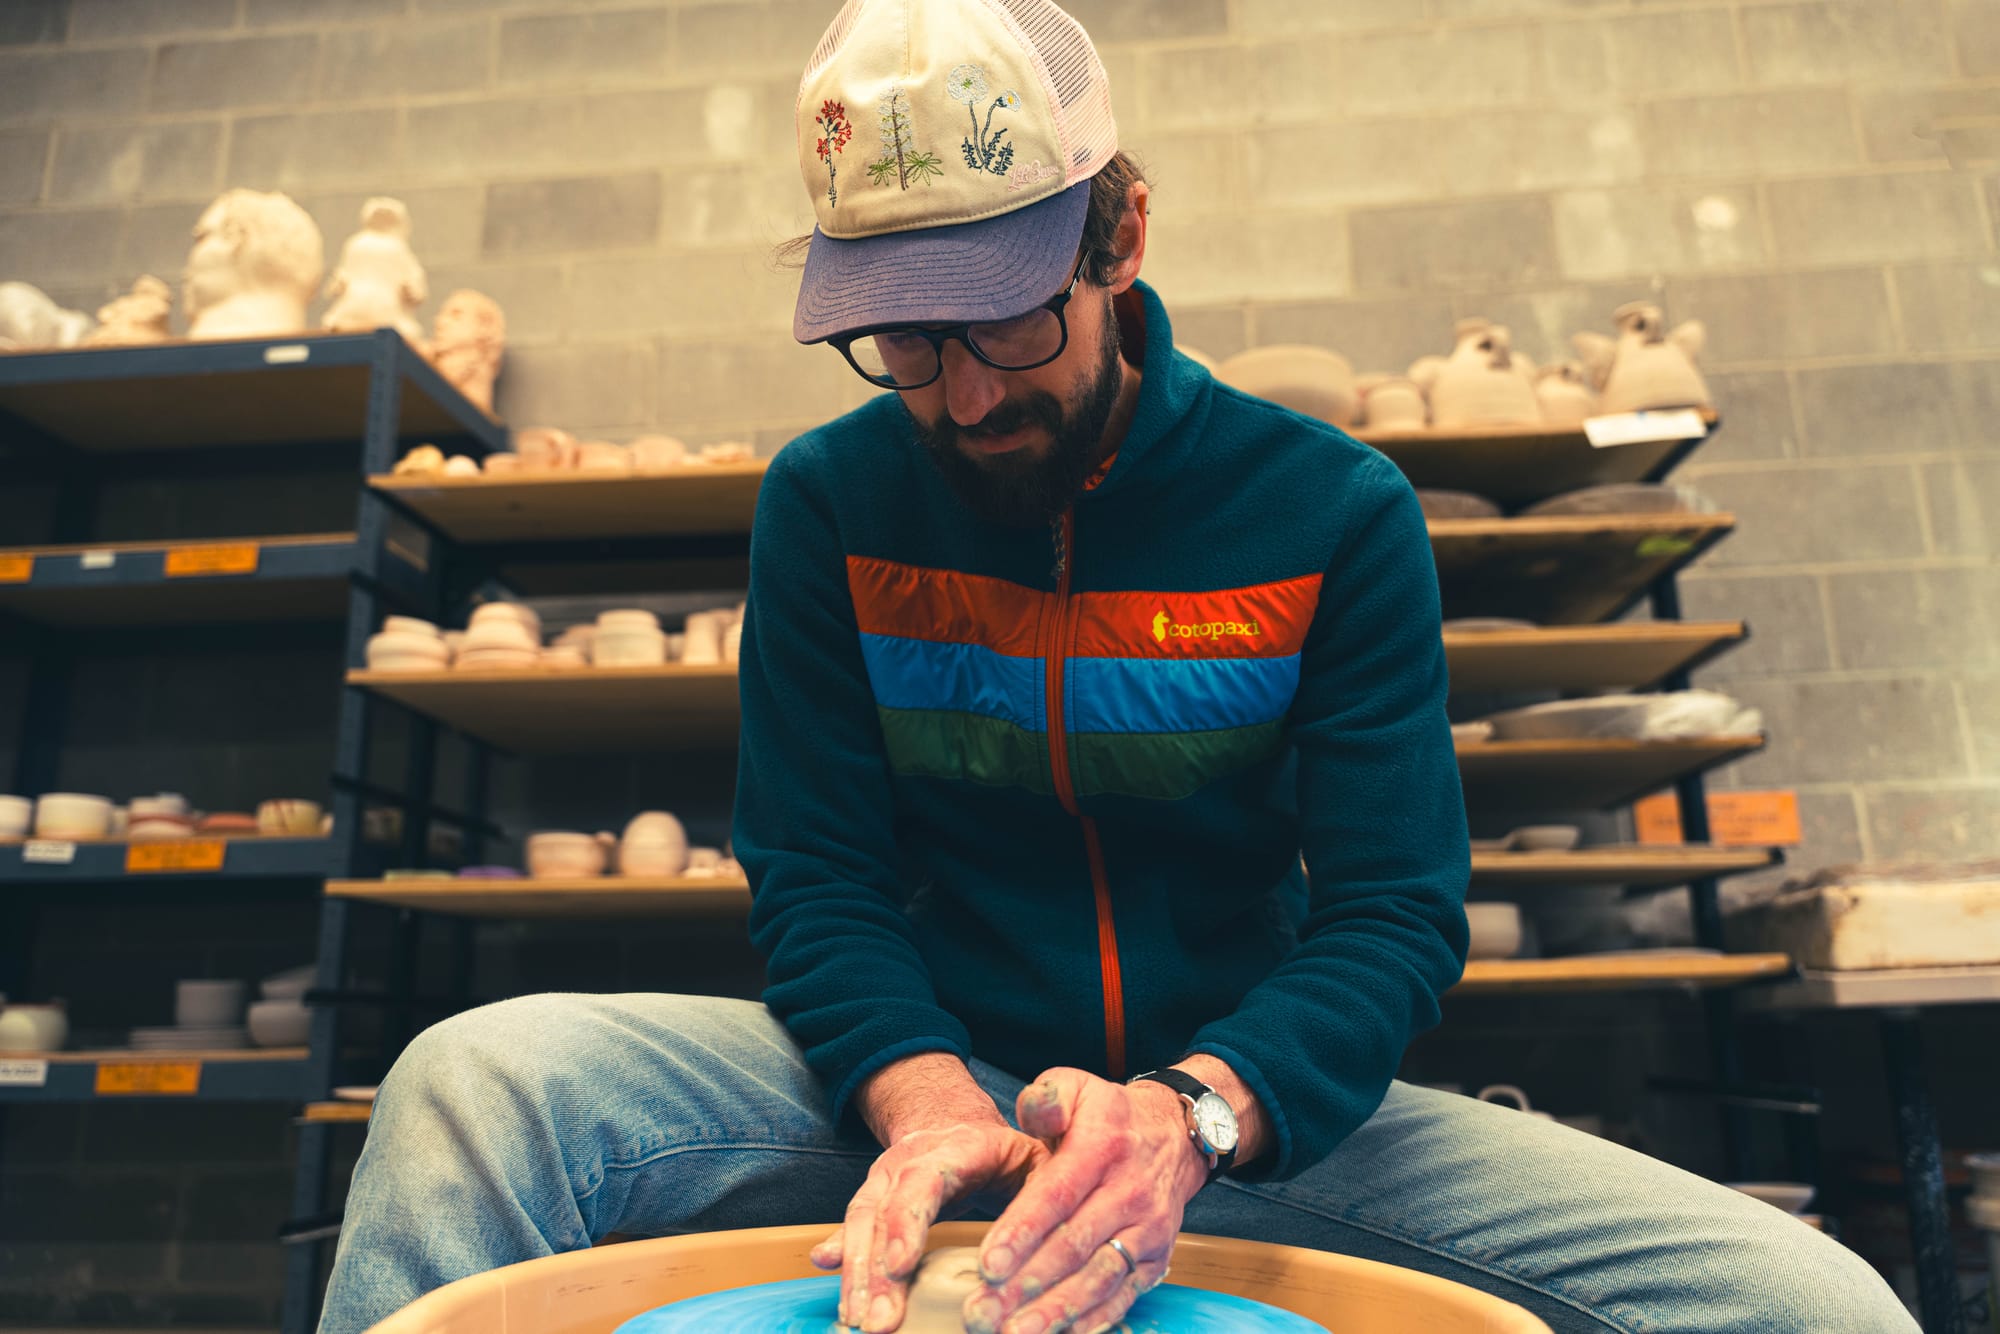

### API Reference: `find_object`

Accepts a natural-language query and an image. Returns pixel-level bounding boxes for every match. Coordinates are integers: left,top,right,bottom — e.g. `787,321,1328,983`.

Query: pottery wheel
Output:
613,1245,1328,1333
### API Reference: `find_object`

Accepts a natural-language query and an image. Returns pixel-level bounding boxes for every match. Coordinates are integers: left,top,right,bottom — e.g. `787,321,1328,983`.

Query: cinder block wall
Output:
1,0,1996,1324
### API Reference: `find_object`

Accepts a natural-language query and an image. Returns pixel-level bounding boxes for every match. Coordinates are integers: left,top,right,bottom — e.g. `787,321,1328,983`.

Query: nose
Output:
939,339,1007,427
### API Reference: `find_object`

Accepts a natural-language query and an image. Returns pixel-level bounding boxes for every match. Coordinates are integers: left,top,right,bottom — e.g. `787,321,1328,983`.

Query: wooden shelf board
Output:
303,1100,374,1122
347,665,740,754
1457,735,1763,811
1742,965,2000,1012
327,875,751,918
1357,411,1717,510
17,1047,308,1063
0,531,357,625
371,462,767,543
1470,845,1780,887
1431,513,1735,626
1453,952,1793,994
1444,620,1745,693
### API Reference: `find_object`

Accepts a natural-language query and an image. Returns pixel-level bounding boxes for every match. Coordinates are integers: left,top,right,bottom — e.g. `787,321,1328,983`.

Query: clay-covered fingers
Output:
963,1230,1166,1334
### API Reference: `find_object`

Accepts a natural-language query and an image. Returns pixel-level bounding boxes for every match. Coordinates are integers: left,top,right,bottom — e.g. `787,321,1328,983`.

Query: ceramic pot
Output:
1465,903,1524,960
257,799,323,837
129,792,190,820
1214,344,1359,427
460,621,539,652
629,435,688,472
34,792,112,838
369,631,452,667
481,452,520,475
246,998,311,1047
443,455,479,477
469,602,540,635
592,631,667,667
383,616,442,639
576,440,633,473
686,846,723,874
1580,302,1713,414
1363,377,1427,430
526,831,614,878
0,794,34,837
680,612,727,666
454,647,541,671
176,979,247,1027
619,812,689,878
1430,319,1541,428
0,1002,67,1052
597,609,660,633
722,621,743,665
1534,363,1597,427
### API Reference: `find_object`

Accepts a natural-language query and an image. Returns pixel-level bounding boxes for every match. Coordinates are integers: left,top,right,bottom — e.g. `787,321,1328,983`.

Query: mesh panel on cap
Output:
800,0,865,88
989,0,1117,178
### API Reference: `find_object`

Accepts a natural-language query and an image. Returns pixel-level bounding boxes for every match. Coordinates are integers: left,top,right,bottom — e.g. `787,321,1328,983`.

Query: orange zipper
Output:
1044,507,1127,1079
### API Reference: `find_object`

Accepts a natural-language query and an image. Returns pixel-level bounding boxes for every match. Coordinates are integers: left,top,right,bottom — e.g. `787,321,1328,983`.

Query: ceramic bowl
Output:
1726,1182,1815,1214
1362,377,1428,430
129,792,190,819
260,965,315,1000
1465,903,1523,960
383,615,442,639
246,998,312,1048
544,645,588,670
597,609,660,633
195,812,258,835
454,647,541,671
1450,721,1494,746
34,792,112,838
0,1002,67,1052
1416,489,1503,520
526,831,613,878
128,815,196,841
1523,483,1716,518
1483,697,1658,742
369,631,452,666
257,799,323,837
175,979,246,1028
461,619,539,651
722,621,743,664
1511,825,1582,852
471,602,541,633
371,651,451,674
679,612,726,665
0,794,30,838
592,631,667,667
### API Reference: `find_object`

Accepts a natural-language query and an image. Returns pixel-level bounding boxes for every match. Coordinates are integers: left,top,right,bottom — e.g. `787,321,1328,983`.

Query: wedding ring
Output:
1105,1237,1138,1275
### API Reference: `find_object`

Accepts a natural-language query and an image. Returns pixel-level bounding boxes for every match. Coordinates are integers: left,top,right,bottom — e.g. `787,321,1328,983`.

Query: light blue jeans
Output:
318,993,1915,1334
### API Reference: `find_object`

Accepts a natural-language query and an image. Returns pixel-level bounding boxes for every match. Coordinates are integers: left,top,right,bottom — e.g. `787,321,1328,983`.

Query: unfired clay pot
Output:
1573,302,1712,414
1214,344,1359,427
1534,363,1598,427
1363,376,1428,430
1429,319,1541,429
527,831,614,878
619,811,689,878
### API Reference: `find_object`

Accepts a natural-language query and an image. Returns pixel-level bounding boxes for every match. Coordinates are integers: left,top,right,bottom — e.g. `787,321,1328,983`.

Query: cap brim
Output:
793,181,1091,344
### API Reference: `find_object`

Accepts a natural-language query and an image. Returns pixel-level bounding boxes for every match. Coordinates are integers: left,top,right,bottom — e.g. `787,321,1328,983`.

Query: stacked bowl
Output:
457,603,541,670
367,616,450,672
592,610,667,666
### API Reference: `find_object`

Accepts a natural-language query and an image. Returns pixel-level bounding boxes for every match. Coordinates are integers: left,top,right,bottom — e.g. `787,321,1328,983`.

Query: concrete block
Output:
1133,129,1252,213
674,1,837,76
1894,259,2000,352
1060,0,1227,43
1349,196,1557,297
299,184,485,266
1430,108,1643,197
1701,370,1797,464
1693,462,1927,567
1827,567,2000,672
408,89,715,178
571,248,796,337
1666,268,1898,364
48,120,222,205
1766,172,1987,266
70,0,236,39
421,258,567,343
117,201,210,287
497,341,656,432
1857,86,2000,163
1924,458,2000,557
1164,303,1249,363
1141,211,1349,304
1796,359,2000,458
1337,25,1546,115
0,208,125,285
1865,785,2000,861
1135,43,1253,129
0,48,151,124
1675,573,1832,679
1243,120,1434,210
1251,293,1456,375
500,8,673,87
1543,10,1741,100
228,109,402,192
0,0,64,45
1235,0,1414,35
1640,89,1858,177
659,333,871,427
150,36,317,113
1743,1,1953,83
1966,676,2000,776
1955,0,2000,75
0,130,47,206
483,172,661,254
244,0,407,23
659,162,815,249
1727,675,1967,786
1552,183,1765,281
317,20,491,100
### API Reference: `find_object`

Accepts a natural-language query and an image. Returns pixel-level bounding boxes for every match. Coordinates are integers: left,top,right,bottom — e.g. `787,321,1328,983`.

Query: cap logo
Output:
866,86,945,190
947,63,1021,177
1007,159,1059,192
814,99,854,206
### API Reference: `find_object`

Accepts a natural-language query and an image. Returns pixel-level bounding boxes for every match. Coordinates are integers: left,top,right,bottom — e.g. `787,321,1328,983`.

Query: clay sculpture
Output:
1572,301,1711,414
1429,318,1540,428
429,289,505,413
81,275,173,347
322,197,427,345
183,189,324,340
0,281,93,349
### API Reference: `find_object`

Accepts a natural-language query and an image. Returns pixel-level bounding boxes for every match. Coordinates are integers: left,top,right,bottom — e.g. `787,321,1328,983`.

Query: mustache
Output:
949,394,1065,443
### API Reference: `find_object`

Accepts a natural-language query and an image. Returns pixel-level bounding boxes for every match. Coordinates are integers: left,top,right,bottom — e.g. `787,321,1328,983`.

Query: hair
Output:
772,149,1150,283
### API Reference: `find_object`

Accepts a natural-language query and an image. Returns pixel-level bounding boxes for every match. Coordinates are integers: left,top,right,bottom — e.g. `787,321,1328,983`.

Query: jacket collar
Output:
1076,279,1203,502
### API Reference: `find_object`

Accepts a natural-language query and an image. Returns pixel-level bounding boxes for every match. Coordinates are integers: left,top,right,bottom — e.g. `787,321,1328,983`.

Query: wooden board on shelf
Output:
1431,513,1734,626
25,1047,308,1063
1444,621,1745,693
327,875,752,918
303,1100,374,1123
1457,736,1764,811
347,665,740,753
1470,845,1780,887
371,463,767,542
1453,952,1792,994
1357,411,1717,510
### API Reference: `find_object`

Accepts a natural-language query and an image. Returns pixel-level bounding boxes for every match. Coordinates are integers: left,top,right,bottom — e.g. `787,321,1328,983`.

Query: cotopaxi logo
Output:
1153,609,1263,643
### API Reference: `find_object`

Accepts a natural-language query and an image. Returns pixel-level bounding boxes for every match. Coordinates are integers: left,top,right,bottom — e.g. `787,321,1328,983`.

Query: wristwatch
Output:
1129,1068,1239,1180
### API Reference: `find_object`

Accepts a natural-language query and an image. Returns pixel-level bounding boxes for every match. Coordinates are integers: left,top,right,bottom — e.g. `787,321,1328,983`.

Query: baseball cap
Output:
791,0,1119,344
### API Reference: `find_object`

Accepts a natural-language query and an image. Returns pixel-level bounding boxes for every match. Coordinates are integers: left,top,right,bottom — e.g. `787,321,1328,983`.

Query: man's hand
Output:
809,1119,1051,1332
962,1068,1210,1334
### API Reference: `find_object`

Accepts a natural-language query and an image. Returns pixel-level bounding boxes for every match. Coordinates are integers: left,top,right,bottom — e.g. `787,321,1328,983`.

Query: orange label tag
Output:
125,839,227,873
96,1061,202,1095
1634,790,1802,847
164,543,259,577
0,553,32,583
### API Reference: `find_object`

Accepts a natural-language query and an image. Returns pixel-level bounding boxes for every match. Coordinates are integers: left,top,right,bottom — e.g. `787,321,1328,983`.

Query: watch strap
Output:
1128,1068,1237,1178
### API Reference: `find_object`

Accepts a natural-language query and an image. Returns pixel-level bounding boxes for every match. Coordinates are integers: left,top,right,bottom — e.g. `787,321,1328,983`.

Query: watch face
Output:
1191,1091,1239,1154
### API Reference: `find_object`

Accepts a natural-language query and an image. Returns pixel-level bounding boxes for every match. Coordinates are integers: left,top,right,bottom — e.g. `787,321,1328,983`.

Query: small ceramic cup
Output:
175,979,246,1028
1475,1084,1554,1121
679,612,726,666
33,793,113,838
481,451,521,475
0,1001,67,1052
257,799,323,837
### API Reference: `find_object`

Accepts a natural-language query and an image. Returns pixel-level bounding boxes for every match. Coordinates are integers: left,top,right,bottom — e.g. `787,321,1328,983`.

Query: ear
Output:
1103,180,1150,296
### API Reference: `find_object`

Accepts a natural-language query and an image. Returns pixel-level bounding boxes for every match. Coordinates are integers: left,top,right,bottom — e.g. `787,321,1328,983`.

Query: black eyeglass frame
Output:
826,250,1092,390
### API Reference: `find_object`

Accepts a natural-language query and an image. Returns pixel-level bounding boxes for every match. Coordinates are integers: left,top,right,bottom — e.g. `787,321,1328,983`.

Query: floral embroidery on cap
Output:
866,86,944,189
947,63,1019,177
814,99,853,206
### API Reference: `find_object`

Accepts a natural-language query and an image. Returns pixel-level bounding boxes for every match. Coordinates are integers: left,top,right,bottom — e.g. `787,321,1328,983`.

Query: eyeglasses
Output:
828,251,1090,390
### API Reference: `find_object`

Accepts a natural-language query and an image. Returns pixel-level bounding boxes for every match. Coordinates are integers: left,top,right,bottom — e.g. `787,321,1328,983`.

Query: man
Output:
317,2,1916,1331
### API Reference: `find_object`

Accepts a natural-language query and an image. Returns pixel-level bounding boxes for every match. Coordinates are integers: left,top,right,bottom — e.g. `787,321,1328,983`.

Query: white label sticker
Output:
1585,409,1708,449
79,550,115,570
0,1060,48,1087
21,840,77,865
263,343,311,365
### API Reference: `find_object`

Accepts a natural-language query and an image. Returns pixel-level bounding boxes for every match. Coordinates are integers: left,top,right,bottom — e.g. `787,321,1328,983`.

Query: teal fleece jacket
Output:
732,282,1470,1180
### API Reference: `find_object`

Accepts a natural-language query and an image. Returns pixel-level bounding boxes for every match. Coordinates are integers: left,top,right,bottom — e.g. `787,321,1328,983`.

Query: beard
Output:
905,298,1124,528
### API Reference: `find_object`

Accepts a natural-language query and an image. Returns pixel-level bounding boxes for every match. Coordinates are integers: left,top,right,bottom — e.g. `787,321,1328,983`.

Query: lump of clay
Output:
1534,362,1598,428
81,275,172,347
1429,318,1540,429
1572,301,1711,415
901,1246,986,1334
1215,344,1358,427
184,188,324,340
323,197,427,346
430,289,505,414
0,281,94,350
